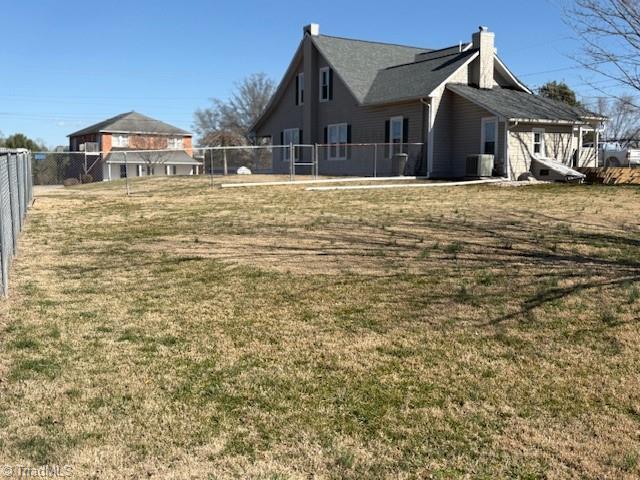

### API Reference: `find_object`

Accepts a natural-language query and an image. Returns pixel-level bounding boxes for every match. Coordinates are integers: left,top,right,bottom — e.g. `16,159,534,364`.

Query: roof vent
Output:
304,24,320,36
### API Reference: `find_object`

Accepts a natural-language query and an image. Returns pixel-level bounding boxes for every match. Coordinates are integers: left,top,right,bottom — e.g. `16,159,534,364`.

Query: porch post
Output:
504,121,511,180
108,163,112,181
593,127,600,167
577,126,583,168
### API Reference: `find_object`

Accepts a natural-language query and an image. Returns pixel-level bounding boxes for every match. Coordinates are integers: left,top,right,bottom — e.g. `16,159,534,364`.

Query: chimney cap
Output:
479,26,490,32
304,24,320,36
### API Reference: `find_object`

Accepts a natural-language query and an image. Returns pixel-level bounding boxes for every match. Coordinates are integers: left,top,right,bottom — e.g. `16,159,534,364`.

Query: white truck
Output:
584,142,640,167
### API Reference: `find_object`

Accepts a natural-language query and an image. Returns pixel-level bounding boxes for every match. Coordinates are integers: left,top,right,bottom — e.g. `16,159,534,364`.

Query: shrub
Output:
62,178,80,187
80,174,93,184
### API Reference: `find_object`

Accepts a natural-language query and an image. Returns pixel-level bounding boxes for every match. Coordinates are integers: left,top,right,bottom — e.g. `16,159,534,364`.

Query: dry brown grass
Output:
0,176,638,479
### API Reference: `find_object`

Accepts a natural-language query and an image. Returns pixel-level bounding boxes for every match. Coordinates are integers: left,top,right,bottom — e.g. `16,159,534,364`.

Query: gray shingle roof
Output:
68,111,191,137
447,84,604,123
363,50,477,105
104,150,201,165
312,35,431,103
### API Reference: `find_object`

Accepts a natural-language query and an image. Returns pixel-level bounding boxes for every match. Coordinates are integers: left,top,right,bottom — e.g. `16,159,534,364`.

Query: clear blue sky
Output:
0,0,615,148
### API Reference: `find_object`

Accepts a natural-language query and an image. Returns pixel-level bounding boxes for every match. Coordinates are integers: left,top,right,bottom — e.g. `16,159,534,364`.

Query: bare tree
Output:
133,136,171,175
567,0,640,100
193,73,275,146
594,95,640,145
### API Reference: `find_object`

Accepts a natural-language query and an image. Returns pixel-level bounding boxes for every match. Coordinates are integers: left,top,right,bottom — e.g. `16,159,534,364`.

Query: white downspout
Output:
420,97,434,178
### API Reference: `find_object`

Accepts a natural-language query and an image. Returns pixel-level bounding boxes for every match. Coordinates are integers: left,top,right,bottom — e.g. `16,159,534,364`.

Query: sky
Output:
0,0,621,148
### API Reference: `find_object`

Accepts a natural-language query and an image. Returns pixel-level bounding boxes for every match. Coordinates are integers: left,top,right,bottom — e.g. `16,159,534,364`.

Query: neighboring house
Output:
252,24,606,179
68,112,201,181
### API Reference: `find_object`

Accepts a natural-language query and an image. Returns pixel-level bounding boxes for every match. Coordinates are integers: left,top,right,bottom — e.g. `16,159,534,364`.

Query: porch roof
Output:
447,84,606,124
104,150,201,165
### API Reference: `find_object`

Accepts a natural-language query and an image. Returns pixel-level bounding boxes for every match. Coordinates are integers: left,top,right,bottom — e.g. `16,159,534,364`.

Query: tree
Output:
193,73,275,146
594,95,640,145
133,135,171,175
538,81,582,107
3,133,45,151
567,0,640,100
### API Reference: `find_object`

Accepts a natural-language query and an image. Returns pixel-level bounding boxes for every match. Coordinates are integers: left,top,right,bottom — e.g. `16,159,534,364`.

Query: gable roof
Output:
311,35,431,103
447,84,605,124
363,50,478,105
68,111,191,137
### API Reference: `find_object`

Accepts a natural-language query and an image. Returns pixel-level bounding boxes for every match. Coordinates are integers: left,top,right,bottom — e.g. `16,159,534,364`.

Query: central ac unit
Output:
466,154,494,177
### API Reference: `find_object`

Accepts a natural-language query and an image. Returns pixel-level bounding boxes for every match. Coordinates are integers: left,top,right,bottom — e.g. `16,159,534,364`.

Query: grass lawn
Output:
0,177,639,479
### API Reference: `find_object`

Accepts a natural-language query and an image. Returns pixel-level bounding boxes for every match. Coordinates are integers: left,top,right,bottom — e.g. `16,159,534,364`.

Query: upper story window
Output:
319,67,333,101
168,137,183,149
113,134,129,148
533,129,545,156
296,73,304,105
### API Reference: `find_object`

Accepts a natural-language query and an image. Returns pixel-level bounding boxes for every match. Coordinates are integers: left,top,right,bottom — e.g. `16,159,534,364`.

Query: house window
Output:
168,137,183,149
327,123,348,160
319,67,332,101
481,117,498,155
389,116,404,156
296,73,304,105
113,134,129,148
533,129,545,156
282,128,300,161
120,164,127,178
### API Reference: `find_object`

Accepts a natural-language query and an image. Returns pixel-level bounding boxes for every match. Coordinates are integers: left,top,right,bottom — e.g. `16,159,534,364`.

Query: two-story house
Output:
252,24,605,179
68,111,201,181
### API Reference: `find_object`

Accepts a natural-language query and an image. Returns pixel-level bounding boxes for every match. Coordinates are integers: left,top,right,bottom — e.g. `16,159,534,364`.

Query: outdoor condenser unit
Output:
466,154,494,177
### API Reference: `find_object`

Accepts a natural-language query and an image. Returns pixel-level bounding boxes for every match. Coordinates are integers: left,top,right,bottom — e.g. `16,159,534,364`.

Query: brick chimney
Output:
472,26,495,89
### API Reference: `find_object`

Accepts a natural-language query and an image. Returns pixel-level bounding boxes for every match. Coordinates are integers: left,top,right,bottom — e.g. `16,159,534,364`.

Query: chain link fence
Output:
0,148,33,296
30,143,427,193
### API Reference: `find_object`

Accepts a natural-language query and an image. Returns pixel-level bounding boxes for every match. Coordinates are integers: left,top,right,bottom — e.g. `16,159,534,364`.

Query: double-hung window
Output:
533,129,545,157
168,137,183,149
296,73,304,105
113,134,129,148
389,116,404,156
319,67,331,101
327,123,348,160
282,128,300,161
481,117,498,155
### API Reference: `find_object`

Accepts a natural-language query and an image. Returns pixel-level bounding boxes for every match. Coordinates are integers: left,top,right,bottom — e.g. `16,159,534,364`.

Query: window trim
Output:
113,133,129,148
389,116,404,157
168,137,183,150
319,67,330,102
480,117,498,156
532,128,545,157
327,123,348,161
297,73,304,105
283,128,300,162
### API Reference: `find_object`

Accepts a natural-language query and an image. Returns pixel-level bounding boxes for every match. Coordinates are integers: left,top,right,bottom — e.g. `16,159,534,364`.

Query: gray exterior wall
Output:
256,38,427,176
431,90,501,178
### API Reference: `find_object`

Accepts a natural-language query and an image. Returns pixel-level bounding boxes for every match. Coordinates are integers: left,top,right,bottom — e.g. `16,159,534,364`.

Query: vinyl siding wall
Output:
444,92,496,178
508,124,576,180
